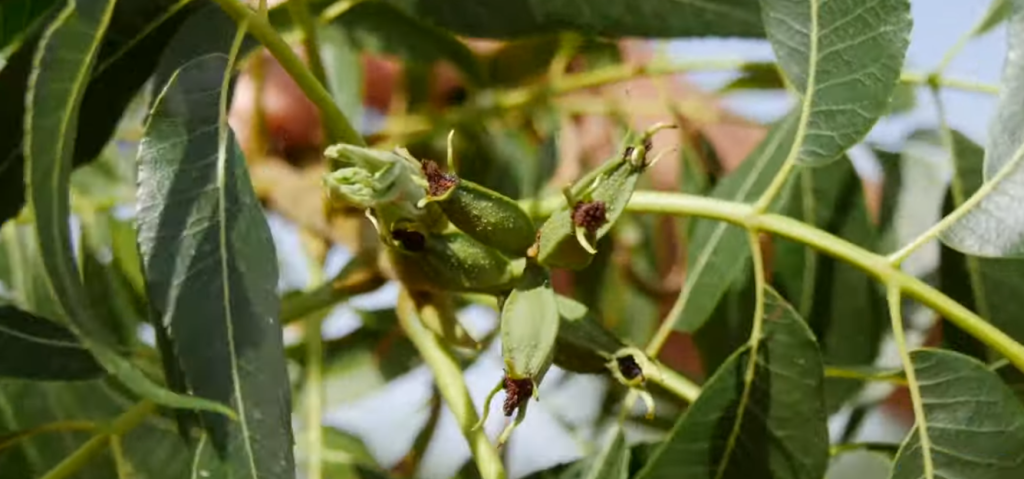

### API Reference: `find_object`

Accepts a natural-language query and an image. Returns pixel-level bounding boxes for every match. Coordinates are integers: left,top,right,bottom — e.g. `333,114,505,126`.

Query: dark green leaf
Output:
332,0,483,85
941,1,1024,257
774,158,887,412
670,110,800,334
136,53,295,476
0,0,58,51
719,62,785,92
384,0,765,39
0,305,103,380
479,35,560,87
939,130,1024,350
1,0,199,225
693,264,755,376
79,211,145,350
761,0,912,165
24,0,234,418
890,349,1024,479
639,287,829,479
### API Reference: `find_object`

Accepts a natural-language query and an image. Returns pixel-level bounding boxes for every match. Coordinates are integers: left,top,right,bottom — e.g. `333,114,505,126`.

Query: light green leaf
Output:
761,0,912,165
640,287,829,479
136,53,294,476
939,130,1024,348
24,0,235,418
670,110,800,334
320,24,365,134
975,0,1011,38
941,1,1024,257
384,0,765,39
582,428,629,479
890,349,1024,479
0,305,103,380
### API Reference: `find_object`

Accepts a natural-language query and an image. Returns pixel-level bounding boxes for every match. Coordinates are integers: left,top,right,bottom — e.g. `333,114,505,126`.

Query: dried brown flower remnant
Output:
502,374,534,416
616,354,644,382
572,200,608,234
391,228,426,252
422,160,458,197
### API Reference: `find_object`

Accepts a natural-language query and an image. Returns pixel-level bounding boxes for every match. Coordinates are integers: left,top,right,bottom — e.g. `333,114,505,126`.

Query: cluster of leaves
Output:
3,0,1024,479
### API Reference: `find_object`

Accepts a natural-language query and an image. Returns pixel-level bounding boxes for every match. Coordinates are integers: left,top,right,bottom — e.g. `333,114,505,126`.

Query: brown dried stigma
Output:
572,200,608,234
422,160,459,197
391,228,426,252
616,355,644,382
502,374,534,416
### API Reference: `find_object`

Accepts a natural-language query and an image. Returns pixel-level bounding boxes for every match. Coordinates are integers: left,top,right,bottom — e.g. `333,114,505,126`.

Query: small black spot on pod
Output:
391,229,426,252
617,355,644,381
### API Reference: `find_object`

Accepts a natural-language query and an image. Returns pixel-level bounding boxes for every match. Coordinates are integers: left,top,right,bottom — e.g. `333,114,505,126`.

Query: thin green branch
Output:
598,191,1024,374
304,311,327,479
0,421,98,451
887,284,934,477
280,252,385,324
396,290,506,479
900,72,999,95
211,0,364,146
824,366,907,386
649,362,702,403
39,401,156,479
286,0,328,87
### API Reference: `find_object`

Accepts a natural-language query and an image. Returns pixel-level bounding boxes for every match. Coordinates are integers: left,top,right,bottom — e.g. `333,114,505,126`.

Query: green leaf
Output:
582,428,630,479
24,0,235,419
719,62,785,92
761,0,912,166
940,2,1024,257
331,0,483,86
0,376,194,478
0,0,59,52
693,264,755,376
320,24,365,134
890,349,1024,479
479,35,560,87
975,0,1011,38
79,210,146,350
136,53,295,475
670,111,800,334
0,305,103,380
639,287,829,479
938,130,1024,349
774,158,887,411
1,0,200,225
384,0,765,39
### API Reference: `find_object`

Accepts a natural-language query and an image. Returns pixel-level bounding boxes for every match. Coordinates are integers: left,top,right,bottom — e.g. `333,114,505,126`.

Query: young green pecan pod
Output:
384,229,525,295
532,123,675,270
419,159,536,258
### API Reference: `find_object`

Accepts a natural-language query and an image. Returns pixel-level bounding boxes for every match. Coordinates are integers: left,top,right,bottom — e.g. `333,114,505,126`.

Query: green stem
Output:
396,290,506,479
649,362,701,403
900,72,999,95
824,366,907,386
0,421,98,451
211,0,363,146
39,401,155,479
304,311,327,479
617,191,1024,373
887,284,935,477
280,252,384,324
286,0,328,86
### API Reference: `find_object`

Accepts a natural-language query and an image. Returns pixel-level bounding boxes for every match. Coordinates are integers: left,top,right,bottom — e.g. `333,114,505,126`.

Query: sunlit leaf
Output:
761,0,912,166
975,0,1011,38
670,110,800,334
940,2,1024,257
24,0,235,418
136,53,295,476
0,305,103,380
639,287,829,479
384,0,765,39
939,130,1024,350
890,349,1024,479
